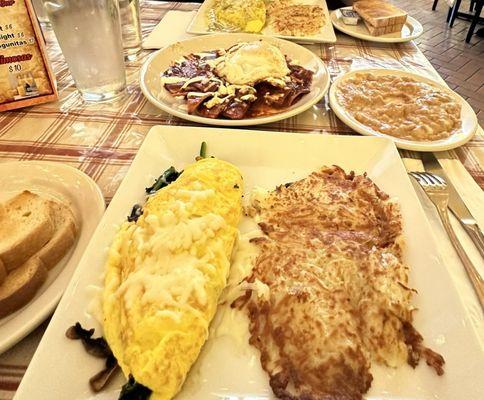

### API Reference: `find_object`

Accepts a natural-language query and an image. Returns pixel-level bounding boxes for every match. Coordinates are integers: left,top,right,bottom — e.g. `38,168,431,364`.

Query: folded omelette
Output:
103,158,243,400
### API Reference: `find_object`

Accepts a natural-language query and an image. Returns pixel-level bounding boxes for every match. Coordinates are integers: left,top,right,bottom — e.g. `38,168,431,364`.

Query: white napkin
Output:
143,10,197,49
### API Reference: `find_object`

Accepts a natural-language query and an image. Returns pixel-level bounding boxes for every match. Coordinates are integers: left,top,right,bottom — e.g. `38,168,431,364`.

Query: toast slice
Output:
0,191,55,271
0,257,47,319
36,201,77,270
354,0,407,27
0,260,6,285
363,19,404,35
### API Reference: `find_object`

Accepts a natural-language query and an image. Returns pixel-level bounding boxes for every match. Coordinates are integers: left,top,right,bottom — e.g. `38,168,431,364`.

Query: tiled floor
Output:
392,0,484,125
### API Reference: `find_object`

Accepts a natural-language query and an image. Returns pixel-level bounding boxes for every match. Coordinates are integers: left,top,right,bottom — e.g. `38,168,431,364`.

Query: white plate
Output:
139,33,329,126
0,162,105,355
329,68,478,152
15,127,483,399
331,7,423,43
187,0,336,43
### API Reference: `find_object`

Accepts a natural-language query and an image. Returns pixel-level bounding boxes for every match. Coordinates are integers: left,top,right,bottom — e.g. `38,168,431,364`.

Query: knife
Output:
422,152,484,259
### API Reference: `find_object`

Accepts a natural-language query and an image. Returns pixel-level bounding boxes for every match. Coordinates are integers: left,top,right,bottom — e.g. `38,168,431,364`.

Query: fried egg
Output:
213,41,290,86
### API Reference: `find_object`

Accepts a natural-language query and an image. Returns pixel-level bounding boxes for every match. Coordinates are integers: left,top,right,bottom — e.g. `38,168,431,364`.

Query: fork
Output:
409,171,484,309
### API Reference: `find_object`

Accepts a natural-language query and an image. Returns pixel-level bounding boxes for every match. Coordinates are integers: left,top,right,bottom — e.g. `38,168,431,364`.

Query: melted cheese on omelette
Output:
234,166,444,400
103,158,243,400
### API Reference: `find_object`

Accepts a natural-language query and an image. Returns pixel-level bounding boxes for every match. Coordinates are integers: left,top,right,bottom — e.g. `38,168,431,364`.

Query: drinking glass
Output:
42,0,127,102
119,0,142,60
32,0,50,27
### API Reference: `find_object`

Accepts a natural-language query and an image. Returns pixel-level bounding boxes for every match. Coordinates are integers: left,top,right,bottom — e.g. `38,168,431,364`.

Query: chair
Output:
449,0,482,25
466,0,483,42
431,0,457,23
433,0,483,42
432,0,476,14
449,0,462,26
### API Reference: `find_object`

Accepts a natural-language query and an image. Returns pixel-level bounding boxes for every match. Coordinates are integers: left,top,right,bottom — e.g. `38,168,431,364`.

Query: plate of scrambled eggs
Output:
187,0,337,43
14,126,484,400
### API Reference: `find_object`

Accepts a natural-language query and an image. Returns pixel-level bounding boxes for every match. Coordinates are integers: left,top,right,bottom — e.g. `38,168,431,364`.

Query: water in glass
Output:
32,0,50,26
42,0,127,102
119,0,142,60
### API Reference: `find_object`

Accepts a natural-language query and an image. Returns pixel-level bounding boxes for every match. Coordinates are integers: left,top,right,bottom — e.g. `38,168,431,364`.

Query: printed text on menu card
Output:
0,0,55,109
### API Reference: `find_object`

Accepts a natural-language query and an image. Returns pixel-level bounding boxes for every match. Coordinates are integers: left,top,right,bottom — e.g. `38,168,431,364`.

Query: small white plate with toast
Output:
331,7,423,43
0,161,105,354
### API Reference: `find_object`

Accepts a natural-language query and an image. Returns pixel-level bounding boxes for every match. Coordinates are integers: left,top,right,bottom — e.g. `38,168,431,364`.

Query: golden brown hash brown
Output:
234,166,444,400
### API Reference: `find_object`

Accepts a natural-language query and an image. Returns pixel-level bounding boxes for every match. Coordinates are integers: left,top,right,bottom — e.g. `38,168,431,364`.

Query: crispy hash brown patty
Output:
234,166,444,400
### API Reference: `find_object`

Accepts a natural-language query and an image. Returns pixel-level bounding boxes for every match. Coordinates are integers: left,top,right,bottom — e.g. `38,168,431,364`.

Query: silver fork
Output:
409,171,484,309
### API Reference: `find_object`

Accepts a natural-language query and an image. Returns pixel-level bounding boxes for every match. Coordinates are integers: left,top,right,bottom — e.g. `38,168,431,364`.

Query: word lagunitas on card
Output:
0,0,57,111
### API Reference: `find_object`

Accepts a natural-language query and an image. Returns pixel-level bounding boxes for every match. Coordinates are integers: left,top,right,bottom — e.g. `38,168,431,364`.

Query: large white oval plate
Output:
329,68,478,152
14,127,484,400
331,7,424,43
140,33,330,126
0,161,105,354
186,0,337,44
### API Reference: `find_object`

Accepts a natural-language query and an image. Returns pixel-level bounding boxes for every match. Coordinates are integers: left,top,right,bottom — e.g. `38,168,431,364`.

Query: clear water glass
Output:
119,0,142,60
42,0,127,102
32,0,51,27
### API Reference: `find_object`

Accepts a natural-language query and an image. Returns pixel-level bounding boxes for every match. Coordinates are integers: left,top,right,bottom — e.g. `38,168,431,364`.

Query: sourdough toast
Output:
0,257,47,318
363,19,404,35
354,0,407,28
0,191,55,271
36,201,77,270
0,260,6,285
0,193,78,319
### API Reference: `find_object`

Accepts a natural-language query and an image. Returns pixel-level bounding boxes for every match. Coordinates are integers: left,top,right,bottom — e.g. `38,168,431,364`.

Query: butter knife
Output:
422,152,484,258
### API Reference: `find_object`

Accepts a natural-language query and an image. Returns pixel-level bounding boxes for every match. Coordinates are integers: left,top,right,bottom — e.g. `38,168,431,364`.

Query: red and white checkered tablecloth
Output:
0,2,482,399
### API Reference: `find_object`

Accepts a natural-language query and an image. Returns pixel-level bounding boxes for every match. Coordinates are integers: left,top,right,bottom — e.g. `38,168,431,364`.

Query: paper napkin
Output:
143,10,197,49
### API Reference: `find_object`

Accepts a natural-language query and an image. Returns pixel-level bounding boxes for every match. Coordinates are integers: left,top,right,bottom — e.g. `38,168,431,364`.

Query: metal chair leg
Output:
447,6,453,21
433,0,439,10
470,0,476,12
466,0,483,42
449,0,462,27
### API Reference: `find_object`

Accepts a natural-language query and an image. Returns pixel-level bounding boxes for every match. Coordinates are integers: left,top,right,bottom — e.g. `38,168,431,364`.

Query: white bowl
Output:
329,68,478,151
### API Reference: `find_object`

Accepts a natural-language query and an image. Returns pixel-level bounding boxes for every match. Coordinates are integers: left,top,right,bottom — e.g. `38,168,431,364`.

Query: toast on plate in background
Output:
353,0,407,35
363,19,405,35
0,191,77,318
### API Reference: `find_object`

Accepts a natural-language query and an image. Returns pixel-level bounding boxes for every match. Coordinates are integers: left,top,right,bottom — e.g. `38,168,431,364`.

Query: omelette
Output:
103,157,243,400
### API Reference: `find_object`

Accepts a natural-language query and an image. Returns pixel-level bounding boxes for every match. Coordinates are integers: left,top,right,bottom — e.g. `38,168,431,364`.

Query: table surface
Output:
0,2,483,399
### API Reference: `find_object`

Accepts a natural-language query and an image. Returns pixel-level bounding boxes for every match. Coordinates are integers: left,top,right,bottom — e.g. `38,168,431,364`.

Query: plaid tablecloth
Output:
0,2,483,399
